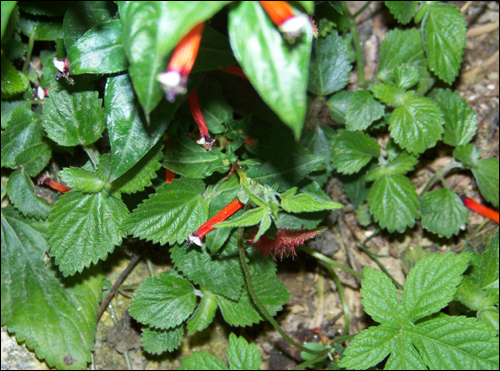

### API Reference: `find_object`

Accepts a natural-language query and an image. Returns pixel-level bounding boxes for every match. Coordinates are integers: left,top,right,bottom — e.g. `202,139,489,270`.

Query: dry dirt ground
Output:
2,1,498,370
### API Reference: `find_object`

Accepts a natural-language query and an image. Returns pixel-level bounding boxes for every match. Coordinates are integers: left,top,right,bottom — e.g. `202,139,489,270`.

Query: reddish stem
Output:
461,196,499,224
219,65,248,79
165,135,175,183
38,176,71,194
188,199,244,246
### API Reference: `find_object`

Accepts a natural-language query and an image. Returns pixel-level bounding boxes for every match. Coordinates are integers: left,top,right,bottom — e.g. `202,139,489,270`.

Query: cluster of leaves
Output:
1,1,499,370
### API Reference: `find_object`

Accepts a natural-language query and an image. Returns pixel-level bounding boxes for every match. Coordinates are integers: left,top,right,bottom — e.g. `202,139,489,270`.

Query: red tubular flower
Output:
219,65,248,80
188,199,244,246
247,228,323,260
259,1,308,40
53,58,74,84
157,22,205,102
461,195,499,224
188,88,215,150
165,135,175,183
38,176,71,194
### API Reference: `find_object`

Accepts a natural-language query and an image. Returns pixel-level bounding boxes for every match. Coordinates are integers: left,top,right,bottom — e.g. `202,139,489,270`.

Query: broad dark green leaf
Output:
42,90,105,146
308,30,352,96
1,55,29,96
331,130,380,174
385,1,418,24
365,151,418,181
1,100,31,129
105,74,175,182
187,291,218,334
141,325,184,355
7,168,51,219
453,143,480,168
49,190,128,276
327,90,353,124
196,78,233,134
14,142,51,177
180,351,228,370
229,1,312,139
193,26,237,72
19,13,63,40
1,207,103,370
227,333,262,370
1,2,16,40
59,167,105,193
471,158,499,208
68,20,127,75
370,82,414,107
345,90,384,131
421,189,468,238
479,230,499,298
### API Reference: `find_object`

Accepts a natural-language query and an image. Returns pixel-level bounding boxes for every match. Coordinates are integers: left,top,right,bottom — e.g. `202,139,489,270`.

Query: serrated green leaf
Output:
216,274,290,327
478,307,499,332
327,90,352,124
49,190,128,276
355,204,373,226
18,13,63,41
187,291,218,334
215,207,267,229
385,1,418,24
369,174,419,233
129,272,196,330
394,65,419,90
366,151,418,181
377,28,426,83
402,252,470,322
125,179,208,246
42,90,105,146
105,74,175,182
389,96,444,154
7,168,51,219
345,90,384,131
280,187,342,213
331,130,380,175
421,189,468,238
1,107,42,168
1,55,29,95
141,325,184,355
253,212,272,242
171,232,244,301
471,158,499,208
192,25,237,73
453,143,480,168
435,89,477,147
59,167,105,193
1,207,103,370
68,20,127,75
229,1,311,139
227,333,262,370
479,230,499,297
422,2,466,84
180,351,228,370
308,29,352,96
456,276,488,311
1,100,31,129
246,155,327,192
14,142,51,177
370,82,414,107
108,142,162,194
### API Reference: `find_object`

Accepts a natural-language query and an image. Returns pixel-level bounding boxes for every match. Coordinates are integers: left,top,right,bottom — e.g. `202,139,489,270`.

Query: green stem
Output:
332,333,358,343
419,159,464,200
22,31,36,75
297,245,364,280
357,243,404,290
82,144,100,169
237,227,328,356
351,1,373,19
342,2,365,86
322,263,350,335
291,352,329,370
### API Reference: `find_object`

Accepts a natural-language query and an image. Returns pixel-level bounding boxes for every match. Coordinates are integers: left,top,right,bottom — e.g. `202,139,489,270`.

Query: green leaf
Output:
49,190,128,276
1,100,31,129
187,291,218,334
124,179,208,246
369,174,419,233
421,189,468,238
308,29,352,96
377,28,426,83
14,142,51,177
59,167,105,193
196,78,233,134
366,151,418,181
108,142,162,194
327,90,352,124
345,90,384,131
227,333,262,370
471,158,499,208
389,96,444,154
1,55,29,95
1,207,103,370
129,272,197,330
370,82,414,107
1,107,42,168
141,325,184,355
453,143,480,168
68,20,127,75
105,74,175,182
339,165,373,208
1,2,16,40
215,207,267,229
456,276,489,311
216,274,290,327
479,230,499,297
247,155,328,192
228,1,311,139
180,351,228,370
171,232,244,301
280,187,342,213
331,130,380,175
422,2,466,84
7,168,51,220
394,65,419,90
18,13,63,41
119,1,229,117
193,26,237,73
42,90,105,146
478,308,499,332
385,1,418,24
435,89,477,147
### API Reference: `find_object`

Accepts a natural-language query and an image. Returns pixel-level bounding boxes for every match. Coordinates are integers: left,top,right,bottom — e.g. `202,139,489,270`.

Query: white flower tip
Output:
279,15,308,36
37,86,45,100
53,58,66,72
188,234,203,247
157,71,182,88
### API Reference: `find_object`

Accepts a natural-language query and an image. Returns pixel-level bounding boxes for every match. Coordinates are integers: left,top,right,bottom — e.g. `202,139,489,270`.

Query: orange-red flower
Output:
165,134,175,183
38,176,72,194
188,88,215,150
157,22,205,102
461,196,499,224
188,199,244,246
259,1,308,40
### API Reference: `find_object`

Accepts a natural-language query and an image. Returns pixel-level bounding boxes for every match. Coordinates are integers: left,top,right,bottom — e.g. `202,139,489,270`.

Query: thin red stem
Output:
165,135,175,183
219,65,248,79
461,196,499,224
